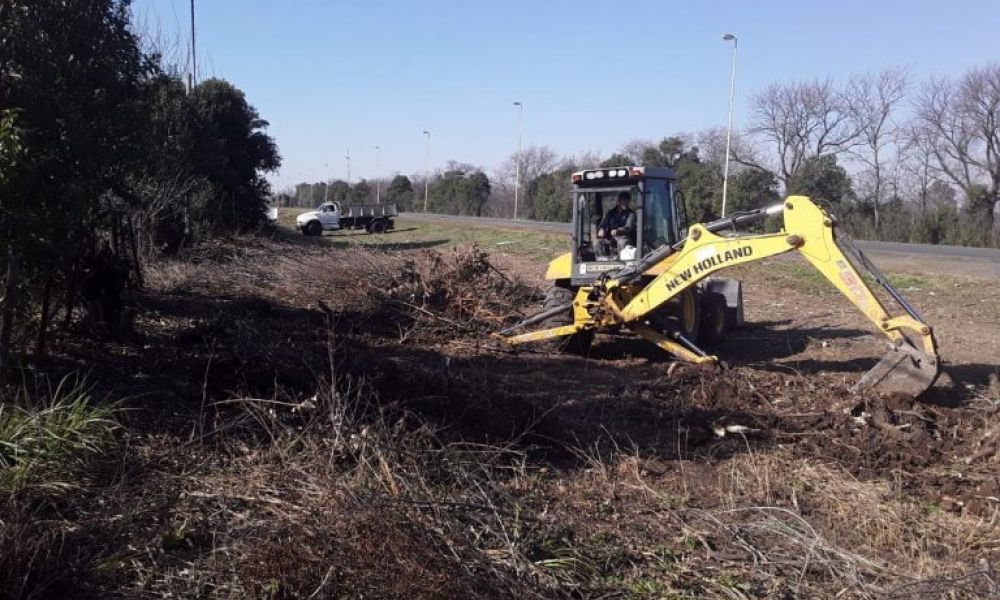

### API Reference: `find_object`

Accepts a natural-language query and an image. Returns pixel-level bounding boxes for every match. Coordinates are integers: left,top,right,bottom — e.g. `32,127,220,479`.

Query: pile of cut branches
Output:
369,246,541,339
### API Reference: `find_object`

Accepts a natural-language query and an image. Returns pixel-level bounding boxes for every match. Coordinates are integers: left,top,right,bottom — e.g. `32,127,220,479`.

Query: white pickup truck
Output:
296,202,397,236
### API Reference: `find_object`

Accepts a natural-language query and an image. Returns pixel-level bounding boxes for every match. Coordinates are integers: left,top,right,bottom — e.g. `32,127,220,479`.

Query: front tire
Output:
651,287,701,342
540,285,593,355
304,221,322,237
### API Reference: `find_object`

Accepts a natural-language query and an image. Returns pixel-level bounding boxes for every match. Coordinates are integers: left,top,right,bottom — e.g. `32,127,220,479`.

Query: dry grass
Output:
2,236,997,599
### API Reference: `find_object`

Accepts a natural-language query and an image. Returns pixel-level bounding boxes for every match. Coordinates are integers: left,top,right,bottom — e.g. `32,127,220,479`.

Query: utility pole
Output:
513,101,523,220
346,149,351,202
189,0,197,90
721,33,738,218
375,145,381,203
422,130,431,212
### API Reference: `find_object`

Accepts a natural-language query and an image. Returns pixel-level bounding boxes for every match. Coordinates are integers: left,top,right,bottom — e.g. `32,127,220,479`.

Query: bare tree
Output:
915,77,979,194
915,64,1000,200
491,145,559,217
845,68,908,230
619,138,657,165
694,127,730,165
959,64,1000,203
744,78,862,184
898,124,941,215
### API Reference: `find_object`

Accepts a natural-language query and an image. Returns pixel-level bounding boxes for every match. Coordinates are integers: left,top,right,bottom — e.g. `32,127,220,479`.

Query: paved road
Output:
401,213,1000,270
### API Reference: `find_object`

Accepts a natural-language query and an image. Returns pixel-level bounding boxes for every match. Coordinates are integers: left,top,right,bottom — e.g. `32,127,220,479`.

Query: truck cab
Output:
554,166,688,286
296,203,342,235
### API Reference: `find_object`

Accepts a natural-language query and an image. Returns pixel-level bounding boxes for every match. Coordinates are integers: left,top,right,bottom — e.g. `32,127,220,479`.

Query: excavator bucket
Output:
854,341,939,397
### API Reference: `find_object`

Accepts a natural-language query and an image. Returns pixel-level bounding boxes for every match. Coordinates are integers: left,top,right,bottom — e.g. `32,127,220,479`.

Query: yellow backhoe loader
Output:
497,166,939,397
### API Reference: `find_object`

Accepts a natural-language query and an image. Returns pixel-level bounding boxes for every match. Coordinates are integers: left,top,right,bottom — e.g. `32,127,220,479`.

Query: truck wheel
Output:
370,219,387,234
651,287,700,342
540,285,593,355
304,221,322,237
698,293,727,345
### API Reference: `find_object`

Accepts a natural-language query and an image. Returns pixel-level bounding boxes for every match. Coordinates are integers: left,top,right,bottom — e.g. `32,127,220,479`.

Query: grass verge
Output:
276,208,569,260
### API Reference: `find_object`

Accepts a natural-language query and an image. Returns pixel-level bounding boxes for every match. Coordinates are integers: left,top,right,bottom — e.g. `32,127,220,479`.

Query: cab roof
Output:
571,165,675,183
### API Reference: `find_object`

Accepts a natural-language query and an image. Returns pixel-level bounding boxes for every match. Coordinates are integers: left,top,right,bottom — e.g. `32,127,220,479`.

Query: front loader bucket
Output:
853,342,939,397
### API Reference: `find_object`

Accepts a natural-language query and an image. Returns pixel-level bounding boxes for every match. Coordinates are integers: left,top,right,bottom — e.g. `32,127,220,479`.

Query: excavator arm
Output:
613,196,937,395
498,195,939,397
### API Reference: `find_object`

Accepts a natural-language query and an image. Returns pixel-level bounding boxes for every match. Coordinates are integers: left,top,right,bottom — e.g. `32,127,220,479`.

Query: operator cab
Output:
570,166,687,284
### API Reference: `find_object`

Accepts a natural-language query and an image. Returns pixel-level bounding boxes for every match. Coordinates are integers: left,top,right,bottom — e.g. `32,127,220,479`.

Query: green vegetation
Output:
735,258,935,296
277,209,568,259
0,379,118,490
0,0,279,379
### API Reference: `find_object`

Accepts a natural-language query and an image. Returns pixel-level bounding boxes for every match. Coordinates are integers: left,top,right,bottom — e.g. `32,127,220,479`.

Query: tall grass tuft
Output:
0,376,119,490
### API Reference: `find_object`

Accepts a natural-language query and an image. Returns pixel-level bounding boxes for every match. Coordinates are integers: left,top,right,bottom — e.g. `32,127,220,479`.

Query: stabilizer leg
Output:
631,323,717,364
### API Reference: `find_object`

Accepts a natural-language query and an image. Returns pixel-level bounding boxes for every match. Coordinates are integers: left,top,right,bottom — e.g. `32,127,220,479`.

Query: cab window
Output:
642,179,674,251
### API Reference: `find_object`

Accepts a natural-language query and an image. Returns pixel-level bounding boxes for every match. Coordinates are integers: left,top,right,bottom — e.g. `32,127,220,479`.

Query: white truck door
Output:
322,205,340,230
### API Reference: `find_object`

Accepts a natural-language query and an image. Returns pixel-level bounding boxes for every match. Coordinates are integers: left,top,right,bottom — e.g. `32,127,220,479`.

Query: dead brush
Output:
366,245,541,340
119,325,571,599
712,449,999,598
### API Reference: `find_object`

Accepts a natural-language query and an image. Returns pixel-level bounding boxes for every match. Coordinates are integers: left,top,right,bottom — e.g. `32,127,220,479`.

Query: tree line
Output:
287,63,1000,248
0,0,280,380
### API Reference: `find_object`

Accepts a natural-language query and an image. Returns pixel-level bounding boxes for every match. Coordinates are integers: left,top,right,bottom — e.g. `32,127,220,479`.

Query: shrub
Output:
0,378,119,490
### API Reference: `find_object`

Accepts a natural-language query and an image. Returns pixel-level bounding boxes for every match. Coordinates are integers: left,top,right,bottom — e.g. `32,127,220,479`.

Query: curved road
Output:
402,211,1000,277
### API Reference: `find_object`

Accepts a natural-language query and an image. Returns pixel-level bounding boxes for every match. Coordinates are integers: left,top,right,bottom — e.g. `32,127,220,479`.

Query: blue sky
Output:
137,0,1000,190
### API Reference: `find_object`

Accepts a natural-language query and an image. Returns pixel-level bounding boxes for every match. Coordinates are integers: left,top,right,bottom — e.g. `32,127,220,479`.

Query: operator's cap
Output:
618,191,630,201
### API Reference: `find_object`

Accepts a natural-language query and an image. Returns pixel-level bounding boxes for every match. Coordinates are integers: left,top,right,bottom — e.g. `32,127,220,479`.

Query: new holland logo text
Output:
665,246,753,292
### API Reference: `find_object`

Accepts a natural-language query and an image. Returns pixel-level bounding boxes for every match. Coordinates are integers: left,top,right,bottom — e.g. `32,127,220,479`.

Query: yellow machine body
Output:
502,196,939,397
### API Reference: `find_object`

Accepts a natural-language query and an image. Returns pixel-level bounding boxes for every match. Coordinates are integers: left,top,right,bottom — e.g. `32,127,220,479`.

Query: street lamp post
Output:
375,145,381,203
513,101,523,220
322,163,329,203
422,130,431,212
721,33,738,219
189,0,197,91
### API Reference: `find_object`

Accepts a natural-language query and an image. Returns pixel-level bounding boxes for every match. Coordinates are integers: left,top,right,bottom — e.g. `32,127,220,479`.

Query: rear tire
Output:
698,293,727,345
370,219,387,234
540,285,593,355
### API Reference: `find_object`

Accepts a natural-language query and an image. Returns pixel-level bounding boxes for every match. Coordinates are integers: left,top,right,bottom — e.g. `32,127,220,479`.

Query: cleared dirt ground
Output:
3,222,997,599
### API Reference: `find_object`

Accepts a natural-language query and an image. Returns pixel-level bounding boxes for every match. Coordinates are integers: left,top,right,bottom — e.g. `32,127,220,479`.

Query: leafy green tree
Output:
726,168,780,213
0,110,22,379
957,185,995,246
786,155,855,204
674,147,722,223
0,111,20,192
327,180,350,203
385,175,414,210
353,180,372,203
640,136,686,167
427,168,491,216
466,171,491,216
0,0,283,370
600,153,632,168
611,137,723,221
0,0,150,363
189,79,281,231
527,165,576,222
